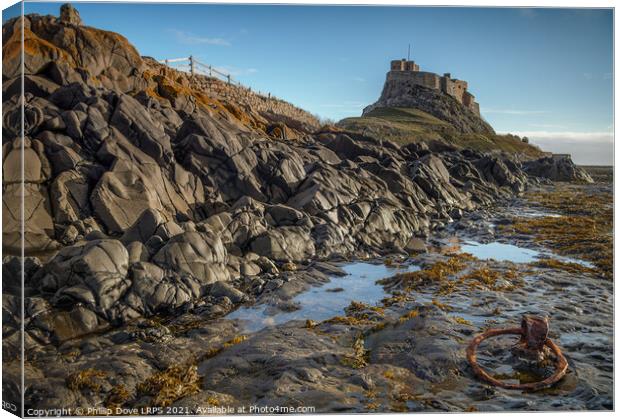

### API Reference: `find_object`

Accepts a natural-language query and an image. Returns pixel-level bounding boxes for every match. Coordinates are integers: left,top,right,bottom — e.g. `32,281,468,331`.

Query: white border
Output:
0,1,615,419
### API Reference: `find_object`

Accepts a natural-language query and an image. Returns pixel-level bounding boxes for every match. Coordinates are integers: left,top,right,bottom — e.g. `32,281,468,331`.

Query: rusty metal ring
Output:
466,327,568,391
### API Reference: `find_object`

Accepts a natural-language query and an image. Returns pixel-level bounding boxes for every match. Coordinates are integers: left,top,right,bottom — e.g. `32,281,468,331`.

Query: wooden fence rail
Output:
158,55,277,100
159,55,235,85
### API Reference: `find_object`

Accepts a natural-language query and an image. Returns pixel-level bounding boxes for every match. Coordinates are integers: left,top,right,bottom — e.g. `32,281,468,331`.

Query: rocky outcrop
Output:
3,6,145,91
523,155,594,183
363,83,494,135
59,3,82,25
1,4,564,350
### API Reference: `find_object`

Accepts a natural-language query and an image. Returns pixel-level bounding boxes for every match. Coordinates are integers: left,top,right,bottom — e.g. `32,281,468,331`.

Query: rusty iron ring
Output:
466,326,568,391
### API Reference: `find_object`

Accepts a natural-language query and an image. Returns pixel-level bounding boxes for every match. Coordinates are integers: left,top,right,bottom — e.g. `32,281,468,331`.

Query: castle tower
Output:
390,58,419,72
383,59,481,117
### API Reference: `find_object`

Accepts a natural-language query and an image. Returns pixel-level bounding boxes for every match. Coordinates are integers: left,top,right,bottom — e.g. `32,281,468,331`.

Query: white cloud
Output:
505,130,613,142
500,130,614,165
481,108,548,115
170,29,231,46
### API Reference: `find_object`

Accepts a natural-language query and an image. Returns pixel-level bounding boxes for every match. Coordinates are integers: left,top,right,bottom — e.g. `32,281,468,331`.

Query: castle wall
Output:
384,65,481,117
470,102,480,115
450,80,468,104
441,76,453,97
387,70,440,90
462,91,474,107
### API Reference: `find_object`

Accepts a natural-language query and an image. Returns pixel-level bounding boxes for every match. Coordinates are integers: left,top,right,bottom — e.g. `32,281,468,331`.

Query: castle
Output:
388,58,480,116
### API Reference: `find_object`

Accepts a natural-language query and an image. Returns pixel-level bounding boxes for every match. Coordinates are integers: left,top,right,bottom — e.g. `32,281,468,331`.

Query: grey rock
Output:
60,224,79,245
250,227,315,262
523,155,593,183
126,241,150,264
31,240,134,325
121,208,167,245
405,237,427,253
60,3,83,26
240,262,261,277
209,281,246,304
152,232,229,284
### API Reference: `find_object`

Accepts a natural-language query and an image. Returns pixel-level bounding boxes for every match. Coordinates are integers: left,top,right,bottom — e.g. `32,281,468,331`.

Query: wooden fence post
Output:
189,55,194,76
227,74,231,84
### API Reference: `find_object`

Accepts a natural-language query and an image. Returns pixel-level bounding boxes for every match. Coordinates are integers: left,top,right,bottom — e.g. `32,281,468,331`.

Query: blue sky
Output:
4,2,614,164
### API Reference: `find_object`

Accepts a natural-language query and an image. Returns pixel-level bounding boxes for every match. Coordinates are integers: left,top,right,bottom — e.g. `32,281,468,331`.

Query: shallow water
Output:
461,240,594,268
461,240,540,264
227,262,419,333
518,209,562,219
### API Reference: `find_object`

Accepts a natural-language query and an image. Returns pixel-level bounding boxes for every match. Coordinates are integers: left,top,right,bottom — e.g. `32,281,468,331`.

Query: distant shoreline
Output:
579,165,613,183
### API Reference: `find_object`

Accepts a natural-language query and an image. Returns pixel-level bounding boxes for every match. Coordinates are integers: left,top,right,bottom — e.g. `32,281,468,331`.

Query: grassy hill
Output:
337,107,546,160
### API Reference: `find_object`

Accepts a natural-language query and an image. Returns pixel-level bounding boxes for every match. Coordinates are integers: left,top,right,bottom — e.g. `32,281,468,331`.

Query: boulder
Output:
126,241,150,264
91,162,165,233
152,232,229,284
250,227,315,262
124,262,198,317
209,281,246,304
405,237,427,253
121,209,167,245
34,240,131,321
50,170,91,224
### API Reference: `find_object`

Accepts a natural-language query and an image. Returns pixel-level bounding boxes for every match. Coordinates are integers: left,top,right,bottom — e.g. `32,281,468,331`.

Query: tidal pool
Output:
227,262,419,333
461,240,595,268
460,241,540,264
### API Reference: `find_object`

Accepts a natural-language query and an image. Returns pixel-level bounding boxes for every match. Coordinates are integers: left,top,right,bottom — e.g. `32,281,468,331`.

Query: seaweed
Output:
105,384,131,410
66,368,108,392
136,364,201,407
503,187,612,279
340,335,369,369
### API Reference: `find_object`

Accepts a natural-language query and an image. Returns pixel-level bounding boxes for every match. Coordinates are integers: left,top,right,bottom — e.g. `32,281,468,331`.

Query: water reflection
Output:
227,262,419,333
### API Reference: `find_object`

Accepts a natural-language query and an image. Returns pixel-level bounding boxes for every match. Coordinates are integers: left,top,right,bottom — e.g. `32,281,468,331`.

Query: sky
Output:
4,2,614,165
